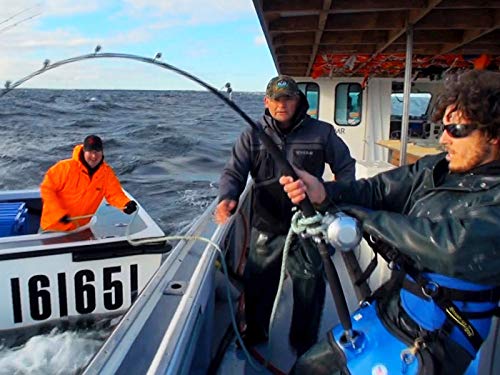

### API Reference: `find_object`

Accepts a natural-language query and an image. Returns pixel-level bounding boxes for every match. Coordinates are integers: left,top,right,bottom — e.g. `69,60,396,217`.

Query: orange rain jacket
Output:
40,144,131,231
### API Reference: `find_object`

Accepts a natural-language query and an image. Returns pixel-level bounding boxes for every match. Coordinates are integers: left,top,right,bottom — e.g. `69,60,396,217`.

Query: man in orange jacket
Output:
40,134,137,231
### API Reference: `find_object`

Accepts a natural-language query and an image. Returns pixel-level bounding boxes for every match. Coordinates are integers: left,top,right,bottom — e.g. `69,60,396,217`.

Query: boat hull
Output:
0,189,167,334
0,251,162,332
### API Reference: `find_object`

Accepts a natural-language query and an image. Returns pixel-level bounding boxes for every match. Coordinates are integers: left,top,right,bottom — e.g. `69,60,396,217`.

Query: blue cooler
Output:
0,202,28,237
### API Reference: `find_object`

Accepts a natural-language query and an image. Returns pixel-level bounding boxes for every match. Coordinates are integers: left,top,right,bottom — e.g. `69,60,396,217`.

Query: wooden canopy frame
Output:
253,0,500,78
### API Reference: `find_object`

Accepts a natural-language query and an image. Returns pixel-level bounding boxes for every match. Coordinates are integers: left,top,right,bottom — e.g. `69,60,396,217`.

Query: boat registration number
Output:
9,264,139,324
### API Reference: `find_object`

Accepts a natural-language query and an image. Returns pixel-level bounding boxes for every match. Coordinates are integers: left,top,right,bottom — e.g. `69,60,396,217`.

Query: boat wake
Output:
0,320,117,375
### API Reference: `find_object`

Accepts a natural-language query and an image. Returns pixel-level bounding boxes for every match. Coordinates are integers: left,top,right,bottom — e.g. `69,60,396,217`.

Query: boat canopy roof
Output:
253,0,500,79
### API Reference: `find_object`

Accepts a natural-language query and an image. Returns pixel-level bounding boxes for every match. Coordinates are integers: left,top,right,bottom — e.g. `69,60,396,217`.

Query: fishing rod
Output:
1,48,354,337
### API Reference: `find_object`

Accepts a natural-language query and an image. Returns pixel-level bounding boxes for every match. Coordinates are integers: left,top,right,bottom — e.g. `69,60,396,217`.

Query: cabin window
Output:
335,83,362,126
297,82,319,119
390,93,432,139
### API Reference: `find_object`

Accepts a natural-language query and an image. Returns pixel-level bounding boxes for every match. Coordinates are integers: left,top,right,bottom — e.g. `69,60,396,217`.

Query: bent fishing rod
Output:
1,48,354,336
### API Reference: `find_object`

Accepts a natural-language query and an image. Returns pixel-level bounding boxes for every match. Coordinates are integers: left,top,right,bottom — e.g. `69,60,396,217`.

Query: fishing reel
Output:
322,212,362,252
292,210,362,252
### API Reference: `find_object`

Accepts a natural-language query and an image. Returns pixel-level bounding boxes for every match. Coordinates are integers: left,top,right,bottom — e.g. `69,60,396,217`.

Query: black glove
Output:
59,214,71,224
123,200,138,215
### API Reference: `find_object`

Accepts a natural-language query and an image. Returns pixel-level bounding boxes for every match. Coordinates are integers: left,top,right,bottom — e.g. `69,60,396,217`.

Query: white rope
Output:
290,210,324,238
266,209,326,363
266,222,295,364
124,211,264,372
124,208,328,370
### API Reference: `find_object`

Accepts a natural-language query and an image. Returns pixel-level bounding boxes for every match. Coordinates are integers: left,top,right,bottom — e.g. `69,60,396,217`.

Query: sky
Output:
0,0,277,91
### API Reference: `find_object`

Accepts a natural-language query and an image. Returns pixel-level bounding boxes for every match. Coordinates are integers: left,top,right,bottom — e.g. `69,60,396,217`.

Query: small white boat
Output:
0,189,168,336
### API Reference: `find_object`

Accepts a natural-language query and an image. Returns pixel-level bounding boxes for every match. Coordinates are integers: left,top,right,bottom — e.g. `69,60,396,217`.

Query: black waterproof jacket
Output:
326,153,500,285
219,93,356,234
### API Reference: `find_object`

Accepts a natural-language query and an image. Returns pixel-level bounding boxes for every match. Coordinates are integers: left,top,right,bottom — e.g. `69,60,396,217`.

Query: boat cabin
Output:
253,0,500,166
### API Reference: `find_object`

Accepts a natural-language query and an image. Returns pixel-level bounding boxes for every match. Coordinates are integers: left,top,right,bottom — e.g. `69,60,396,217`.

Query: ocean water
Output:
0,88,263,373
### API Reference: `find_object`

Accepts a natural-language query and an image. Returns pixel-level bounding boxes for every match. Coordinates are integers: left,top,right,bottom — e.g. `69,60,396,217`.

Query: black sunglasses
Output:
443,123,480,138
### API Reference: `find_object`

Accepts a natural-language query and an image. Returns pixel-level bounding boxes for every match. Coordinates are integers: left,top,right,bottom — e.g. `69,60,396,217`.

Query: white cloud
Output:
1,1,42,18
0,1,102,51
105,27,154,46
254,35,266,45
0,2,42,37
0,0,268,90
42,0,101,17
2,31,93,49
0,0,100,20
124,0,253,14
0,0,257,52
122,0,254,25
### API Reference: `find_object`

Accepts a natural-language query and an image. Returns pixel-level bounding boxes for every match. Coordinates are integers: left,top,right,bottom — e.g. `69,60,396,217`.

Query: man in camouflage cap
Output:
266,75,301,99
215,75,355,355
263,75,301,128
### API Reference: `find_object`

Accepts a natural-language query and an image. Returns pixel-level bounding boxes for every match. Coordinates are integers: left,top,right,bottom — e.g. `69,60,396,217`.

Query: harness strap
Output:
439,298,483,351
355,234,401,288
366,268,406,304
402,279,500,303
355,253,378,286
405,270,486,352
462,307,500,319
363,235,496,352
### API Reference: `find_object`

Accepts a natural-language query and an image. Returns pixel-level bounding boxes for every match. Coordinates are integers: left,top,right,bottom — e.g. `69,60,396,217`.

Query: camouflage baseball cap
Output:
266,75,300,99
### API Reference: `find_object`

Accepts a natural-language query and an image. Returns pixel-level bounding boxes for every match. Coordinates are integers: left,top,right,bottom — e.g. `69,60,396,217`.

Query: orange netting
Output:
311,53,499,79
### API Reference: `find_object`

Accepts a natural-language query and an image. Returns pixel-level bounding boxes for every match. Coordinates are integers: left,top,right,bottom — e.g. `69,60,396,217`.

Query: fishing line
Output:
1,51,314,207
0,50,308,186
125,205,269,370
2,49,356,355
125,209,265,372
0,3,42,26
0,12,42,34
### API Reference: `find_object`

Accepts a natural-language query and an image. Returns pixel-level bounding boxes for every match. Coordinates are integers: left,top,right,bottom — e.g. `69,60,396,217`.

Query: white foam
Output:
0,328,106,375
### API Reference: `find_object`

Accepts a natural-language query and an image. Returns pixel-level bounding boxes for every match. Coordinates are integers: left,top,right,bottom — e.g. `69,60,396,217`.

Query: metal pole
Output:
399,24,413,166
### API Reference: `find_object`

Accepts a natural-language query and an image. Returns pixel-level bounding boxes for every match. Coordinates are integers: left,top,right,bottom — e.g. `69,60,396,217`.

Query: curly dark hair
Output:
431,69,500,138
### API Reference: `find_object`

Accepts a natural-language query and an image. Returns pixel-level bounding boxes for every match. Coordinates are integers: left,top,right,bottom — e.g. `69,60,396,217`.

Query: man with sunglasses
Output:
280,69,499,374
